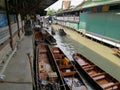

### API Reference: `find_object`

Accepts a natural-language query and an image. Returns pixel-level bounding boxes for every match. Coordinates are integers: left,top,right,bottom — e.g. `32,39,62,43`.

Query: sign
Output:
0,14,8,27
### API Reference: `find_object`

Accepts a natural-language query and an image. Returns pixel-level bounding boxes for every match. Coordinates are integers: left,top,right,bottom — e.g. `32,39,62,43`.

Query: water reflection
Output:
54,34,76,60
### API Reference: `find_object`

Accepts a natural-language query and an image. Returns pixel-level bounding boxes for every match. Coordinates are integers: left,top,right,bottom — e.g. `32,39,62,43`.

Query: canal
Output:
50,24,120,83
45,24,120,89
47,25,97,90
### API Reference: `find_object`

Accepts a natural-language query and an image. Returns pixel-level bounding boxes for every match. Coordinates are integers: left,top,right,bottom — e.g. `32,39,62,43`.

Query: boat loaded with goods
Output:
36,44,66,90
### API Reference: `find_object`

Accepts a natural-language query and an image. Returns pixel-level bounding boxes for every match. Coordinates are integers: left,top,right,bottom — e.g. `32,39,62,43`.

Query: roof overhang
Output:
8,0,58,15
74,0,120,11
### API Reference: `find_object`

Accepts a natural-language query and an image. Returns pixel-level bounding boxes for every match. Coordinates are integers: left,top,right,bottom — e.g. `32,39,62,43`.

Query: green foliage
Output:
47,8,56,15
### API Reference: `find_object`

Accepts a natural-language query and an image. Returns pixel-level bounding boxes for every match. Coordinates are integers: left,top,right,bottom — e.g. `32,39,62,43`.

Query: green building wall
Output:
80,11,120,41
69,22,79,30
79,13,87,30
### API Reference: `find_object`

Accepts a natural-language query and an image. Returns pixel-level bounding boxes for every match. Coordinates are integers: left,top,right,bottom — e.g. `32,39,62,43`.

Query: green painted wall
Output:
79,13,87,30
69,22,79,30
80,11,120,41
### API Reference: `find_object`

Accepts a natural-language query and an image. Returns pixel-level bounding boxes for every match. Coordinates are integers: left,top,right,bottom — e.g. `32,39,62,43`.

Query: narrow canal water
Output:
47,26,96,90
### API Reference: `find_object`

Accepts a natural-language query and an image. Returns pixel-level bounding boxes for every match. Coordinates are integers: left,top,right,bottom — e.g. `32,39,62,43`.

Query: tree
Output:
47,8,56,15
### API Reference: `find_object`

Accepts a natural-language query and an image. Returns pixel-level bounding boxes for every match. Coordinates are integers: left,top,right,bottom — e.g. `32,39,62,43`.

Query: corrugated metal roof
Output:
74,0,120,11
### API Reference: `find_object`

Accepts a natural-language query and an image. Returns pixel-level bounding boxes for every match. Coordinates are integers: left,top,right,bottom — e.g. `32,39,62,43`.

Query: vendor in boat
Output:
63,56,69,66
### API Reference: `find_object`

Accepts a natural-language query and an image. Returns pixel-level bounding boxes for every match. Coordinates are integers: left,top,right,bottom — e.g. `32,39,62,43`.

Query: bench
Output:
62,71,77,77
102,82,120,90
82,65,96,70
52,48,60,54
91,72,106,78
84,67,95,72
81,63,89,67
54,54,64,59
93,75,105,81
59,64,73,70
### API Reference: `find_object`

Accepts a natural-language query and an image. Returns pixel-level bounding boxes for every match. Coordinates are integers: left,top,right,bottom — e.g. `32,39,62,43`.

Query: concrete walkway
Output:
0,35,33,90
52,24,120,82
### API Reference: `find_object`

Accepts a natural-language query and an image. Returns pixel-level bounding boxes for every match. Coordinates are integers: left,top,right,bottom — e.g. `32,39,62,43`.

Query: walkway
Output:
0,35,33,90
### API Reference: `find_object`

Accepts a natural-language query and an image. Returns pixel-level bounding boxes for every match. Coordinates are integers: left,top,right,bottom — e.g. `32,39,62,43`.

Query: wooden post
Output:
21,20,24,33
5,0,14,50
16,14,21,38
21,15,24,33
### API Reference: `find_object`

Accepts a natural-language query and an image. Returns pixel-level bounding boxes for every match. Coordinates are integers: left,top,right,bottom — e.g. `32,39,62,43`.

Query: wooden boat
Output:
112,48,120,57
51,27,56,35
45,30,57,45
36,44,65,90
72,53,120,90
51,29,55,35
51,47,87,90
45,35,57,45
58,29,66,36
33,27,44,45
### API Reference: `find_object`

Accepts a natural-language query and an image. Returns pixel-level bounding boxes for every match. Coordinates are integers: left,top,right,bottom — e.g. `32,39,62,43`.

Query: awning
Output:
8,0,58,15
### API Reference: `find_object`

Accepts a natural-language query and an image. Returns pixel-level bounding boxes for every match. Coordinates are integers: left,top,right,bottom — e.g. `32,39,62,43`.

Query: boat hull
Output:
35,44,65,90
72,53,120,90
51,47,87,90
